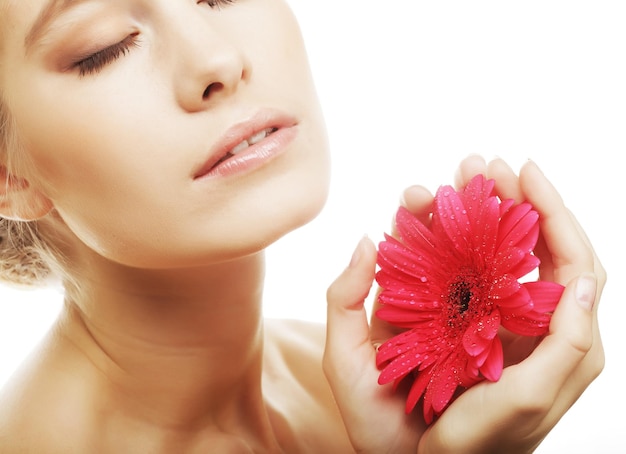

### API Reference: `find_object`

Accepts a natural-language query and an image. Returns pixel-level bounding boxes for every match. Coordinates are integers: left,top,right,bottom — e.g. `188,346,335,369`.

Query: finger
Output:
400,185,434,227
519,160,594,282
420,273,597,454
486,158,523,202
454,154,487,189
324,236,378,382
514,273,596,401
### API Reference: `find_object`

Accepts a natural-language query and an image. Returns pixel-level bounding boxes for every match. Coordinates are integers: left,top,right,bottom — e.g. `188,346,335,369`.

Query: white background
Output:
1,2,625,453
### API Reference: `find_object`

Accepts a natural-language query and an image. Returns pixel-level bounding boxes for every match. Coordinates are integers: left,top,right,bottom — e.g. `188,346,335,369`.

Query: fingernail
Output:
349,235,369,268
575,273,597,311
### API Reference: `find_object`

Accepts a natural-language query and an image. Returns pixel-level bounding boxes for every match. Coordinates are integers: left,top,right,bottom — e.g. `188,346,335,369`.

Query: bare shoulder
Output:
0,330,96,453
263,318,354,452
264,318,326,357
263,318,327,397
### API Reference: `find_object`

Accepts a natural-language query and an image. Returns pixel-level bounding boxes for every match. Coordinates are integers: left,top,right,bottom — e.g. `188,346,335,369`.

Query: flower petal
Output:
497,203,539,252
378,349,426,384
524,280,564,313
508,254,541,279
374,174,564,424
375,306,439,327
470,207,501,258
427,360,459,414
395,207,438,253
461,174,496,224
477,311,501,340
479,336,503,381
406,366,434,414
463,318,496,356
432,185,473,258
501,312,552,336
490,273,521,299
492,247,541,279
377,236,435,280
376,329,422,366
377,287,441,310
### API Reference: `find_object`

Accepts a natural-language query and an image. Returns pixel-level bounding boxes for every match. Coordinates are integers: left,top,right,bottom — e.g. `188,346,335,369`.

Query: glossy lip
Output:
193,110,298,180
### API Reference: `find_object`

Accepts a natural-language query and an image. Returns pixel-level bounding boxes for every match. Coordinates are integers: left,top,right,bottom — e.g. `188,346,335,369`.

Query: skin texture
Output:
0,1,605,453
0,1,347,452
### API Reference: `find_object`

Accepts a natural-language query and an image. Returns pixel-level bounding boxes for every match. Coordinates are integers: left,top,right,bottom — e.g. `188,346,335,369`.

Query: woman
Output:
0,1,604,452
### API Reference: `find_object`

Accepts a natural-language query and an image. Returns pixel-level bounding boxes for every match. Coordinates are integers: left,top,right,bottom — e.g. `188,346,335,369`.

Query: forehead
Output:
0,0,41,90
0,0,35,50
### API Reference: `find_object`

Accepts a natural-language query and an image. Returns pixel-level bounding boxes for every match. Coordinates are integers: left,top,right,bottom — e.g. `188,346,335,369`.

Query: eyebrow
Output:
24,0,86,52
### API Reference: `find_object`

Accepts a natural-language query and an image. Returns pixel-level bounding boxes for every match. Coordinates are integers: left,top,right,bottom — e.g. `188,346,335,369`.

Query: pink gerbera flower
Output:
375,174,564,424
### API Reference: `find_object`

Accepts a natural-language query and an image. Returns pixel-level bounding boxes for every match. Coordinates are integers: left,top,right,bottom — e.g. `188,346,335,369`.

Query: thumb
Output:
324,236,378,379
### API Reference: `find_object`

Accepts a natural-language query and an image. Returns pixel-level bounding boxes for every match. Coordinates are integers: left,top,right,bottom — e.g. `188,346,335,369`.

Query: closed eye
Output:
74,33,140,77
198,0,235,9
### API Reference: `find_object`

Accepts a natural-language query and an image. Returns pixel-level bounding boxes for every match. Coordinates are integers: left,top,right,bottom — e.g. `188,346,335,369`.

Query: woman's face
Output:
0,0,330,268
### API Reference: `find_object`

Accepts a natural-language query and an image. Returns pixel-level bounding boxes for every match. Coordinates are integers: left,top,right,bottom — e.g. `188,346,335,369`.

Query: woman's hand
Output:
323,156,605,454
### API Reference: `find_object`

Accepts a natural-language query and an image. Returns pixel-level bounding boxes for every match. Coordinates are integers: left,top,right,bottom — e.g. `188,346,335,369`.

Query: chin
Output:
253,173,329,251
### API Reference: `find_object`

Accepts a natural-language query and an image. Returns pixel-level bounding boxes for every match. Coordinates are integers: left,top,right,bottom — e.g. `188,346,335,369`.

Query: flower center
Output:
451,281,472,313
444,270,489,332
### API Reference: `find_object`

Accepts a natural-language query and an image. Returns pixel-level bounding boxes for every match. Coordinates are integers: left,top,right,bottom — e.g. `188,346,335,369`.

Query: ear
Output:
0,165,53,221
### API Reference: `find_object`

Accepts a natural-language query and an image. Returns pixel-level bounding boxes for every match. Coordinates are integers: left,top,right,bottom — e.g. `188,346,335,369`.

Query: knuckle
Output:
596,263,607,287
567,332,593,357
325,281,343,304
588,344,606,380
509,382,555,418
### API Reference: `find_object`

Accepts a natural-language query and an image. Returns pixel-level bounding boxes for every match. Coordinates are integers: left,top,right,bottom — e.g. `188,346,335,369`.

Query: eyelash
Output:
199,0,235,7
74,1,235,77
75,34,140,77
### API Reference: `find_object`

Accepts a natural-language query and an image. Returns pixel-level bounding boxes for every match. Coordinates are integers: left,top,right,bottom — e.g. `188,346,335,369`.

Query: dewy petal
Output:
479,336,503,381
463,324,492,356
524,280,564,312
427,359,459,414
395,207,438,252
498,284,533,313
374,174,563,424
406,365,434,413
497,203,540,252
460,174,496,224
378,335,440,384
492,247,539,278
378,351,422,384
498,198,515,216
376,329,423,366
375,306,439,326
490,274,521,299
501,312,552,336
470,197,501,259
377,288,441,310
463,313,501,356
432,185,472,258
508,254,541,279
377,239,434,281
477,311,501,340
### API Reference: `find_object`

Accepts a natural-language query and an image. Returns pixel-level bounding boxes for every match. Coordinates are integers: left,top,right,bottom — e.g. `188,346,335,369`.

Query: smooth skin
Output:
0,1,346,452
325,155,605,453
0,0,604,452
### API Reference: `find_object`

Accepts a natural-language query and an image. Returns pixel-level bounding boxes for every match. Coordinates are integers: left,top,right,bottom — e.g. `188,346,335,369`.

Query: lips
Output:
193,110,297,179
209,127,278,170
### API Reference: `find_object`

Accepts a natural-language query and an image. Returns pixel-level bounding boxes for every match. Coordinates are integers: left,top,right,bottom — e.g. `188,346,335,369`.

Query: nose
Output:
170,13,249,112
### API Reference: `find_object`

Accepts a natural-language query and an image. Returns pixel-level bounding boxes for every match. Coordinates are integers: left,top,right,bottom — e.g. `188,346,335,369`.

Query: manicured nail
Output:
575,273,597,311
349,236,369,268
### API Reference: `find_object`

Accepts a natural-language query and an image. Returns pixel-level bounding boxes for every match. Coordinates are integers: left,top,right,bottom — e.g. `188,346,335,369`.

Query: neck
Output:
58,249,278,448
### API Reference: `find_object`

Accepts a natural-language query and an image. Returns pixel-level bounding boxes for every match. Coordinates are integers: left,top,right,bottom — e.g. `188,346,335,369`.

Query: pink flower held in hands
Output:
375,174,564,424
